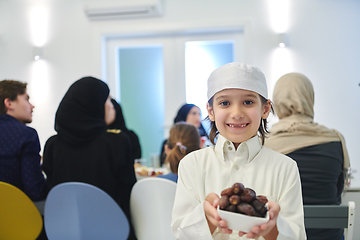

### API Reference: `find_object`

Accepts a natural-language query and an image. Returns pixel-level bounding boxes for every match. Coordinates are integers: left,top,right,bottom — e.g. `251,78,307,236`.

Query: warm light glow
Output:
33,47,43,61
29,6,49,47
268,0,293,100
28,60,49,103
28,4,50,104
270,47,293,89
268,0,290,33
277,33,289,48
185,42,215,117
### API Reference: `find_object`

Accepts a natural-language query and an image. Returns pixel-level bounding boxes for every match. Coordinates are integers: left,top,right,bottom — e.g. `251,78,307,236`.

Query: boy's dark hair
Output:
0,80,27,114
207,95,274,145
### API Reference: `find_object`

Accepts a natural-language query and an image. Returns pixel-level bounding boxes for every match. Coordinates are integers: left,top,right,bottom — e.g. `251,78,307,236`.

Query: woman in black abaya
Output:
42,77,137,240
108,99,142,161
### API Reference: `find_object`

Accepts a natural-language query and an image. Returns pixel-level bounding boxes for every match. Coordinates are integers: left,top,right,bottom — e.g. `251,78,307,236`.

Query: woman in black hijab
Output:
42,77,137,240
108,99,142,160
159,103,209,165
173,104,208,137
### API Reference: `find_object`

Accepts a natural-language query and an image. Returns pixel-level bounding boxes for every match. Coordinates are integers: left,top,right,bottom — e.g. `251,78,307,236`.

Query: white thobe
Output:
171,135,306,240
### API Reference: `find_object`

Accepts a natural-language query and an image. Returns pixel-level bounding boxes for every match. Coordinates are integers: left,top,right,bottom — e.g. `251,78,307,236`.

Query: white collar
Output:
215,135,262,163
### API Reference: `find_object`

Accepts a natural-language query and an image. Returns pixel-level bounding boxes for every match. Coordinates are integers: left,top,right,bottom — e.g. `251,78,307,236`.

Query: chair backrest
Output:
0,181,43,240
304,201,355,240
130,178,177,240
44,182,129,240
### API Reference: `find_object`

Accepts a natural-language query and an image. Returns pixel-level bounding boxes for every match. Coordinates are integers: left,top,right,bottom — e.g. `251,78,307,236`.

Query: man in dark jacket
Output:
0,79,47,201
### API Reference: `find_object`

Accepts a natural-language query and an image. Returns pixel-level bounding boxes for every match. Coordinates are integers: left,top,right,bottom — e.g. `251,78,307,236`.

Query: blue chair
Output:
0,181,43,240
130,177,177,240
44,182,129,240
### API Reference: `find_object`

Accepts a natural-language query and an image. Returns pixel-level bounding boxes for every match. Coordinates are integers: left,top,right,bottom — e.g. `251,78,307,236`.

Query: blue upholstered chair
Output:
44,182,129,240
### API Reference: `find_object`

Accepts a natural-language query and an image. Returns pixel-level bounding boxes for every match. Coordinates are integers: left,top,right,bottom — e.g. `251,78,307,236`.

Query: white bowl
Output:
217,205,269,232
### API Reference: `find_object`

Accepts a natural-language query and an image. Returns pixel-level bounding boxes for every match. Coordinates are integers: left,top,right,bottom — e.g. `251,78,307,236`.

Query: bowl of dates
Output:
217,182,269,232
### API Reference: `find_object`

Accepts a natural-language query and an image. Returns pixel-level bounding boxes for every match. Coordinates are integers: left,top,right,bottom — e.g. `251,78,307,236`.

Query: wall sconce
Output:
33,47,43,61
278,33,289,48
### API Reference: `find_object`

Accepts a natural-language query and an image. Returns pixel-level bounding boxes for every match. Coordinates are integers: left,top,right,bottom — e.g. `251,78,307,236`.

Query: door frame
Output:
102,26,246,136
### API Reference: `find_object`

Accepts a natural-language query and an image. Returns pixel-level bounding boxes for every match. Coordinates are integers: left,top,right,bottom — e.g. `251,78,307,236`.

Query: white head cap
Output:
207,62,268,101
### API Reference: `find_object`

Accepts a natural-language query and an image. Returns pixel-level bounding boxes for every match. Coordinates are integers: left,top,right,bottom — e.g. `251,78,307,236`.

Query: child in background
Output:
171,62,306,240
159,103,209,166
158,122,201,183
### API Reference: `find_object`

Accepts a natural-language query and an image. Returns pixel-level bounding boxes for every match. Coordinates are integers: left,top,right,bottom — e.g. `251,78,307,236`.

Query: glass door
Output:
104,29,244,165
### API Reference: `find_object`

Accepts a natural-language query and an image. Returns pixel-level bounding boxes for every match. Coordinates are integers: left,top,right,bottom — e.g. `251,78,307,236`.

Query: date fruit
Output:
256,195,268,205
232,182,245,195
252,199,267,215
219,195,230,210
221,187,233,197
219,182,268,218
237,203,256,216
240,188,256,203
229,195,241,205
226,204,238,213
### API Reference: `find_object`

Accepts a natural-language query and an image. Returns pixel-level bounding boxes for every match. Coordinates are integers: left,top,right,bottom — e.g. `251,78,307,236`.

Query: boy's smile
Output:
227,123,248,128
207,88,270,149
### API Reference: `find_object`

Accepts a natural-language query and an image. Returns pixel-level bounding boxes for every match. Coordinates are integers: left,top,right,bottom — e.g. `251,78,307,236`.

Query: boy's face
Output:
6,92,34,124
207,89,270,148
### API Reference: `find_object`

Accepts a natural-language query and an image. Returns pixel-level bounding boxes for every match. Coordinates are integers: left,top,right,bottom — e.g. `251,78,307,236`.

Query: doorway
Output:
104,29,243,165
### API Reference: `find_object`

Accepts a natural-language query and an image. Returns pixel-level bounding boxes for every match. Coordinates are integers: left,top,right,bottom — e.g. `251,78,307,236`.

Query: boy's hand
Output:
238,201,280,239
204,193,232,234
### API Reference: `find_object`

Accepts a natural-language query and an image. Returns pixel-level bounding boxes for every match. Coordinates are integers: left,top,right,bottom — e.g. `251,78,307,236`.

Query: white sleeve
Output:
171,155,215,240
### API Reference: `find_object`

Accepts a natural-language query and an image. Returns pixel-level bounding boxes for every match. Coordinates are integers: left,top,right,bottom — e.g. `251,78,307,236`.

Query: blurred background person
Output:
108,98,142,161
42,77,137,240
0,79,47,201
158,122,201,183
265,72,350,240
159,103,208,166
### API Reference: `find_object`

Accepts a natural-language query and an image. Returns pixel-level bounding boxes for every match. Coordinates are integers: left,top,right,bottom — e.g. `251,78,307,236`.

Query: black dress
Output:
42,131,137,239
287,142,344,240
42,77,137,240
108,99,141,160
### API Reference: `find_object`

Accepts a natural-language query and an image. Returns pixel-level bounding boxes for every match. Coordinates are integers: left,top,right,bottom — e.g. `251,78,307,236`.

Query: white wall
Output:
1,0,360,184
